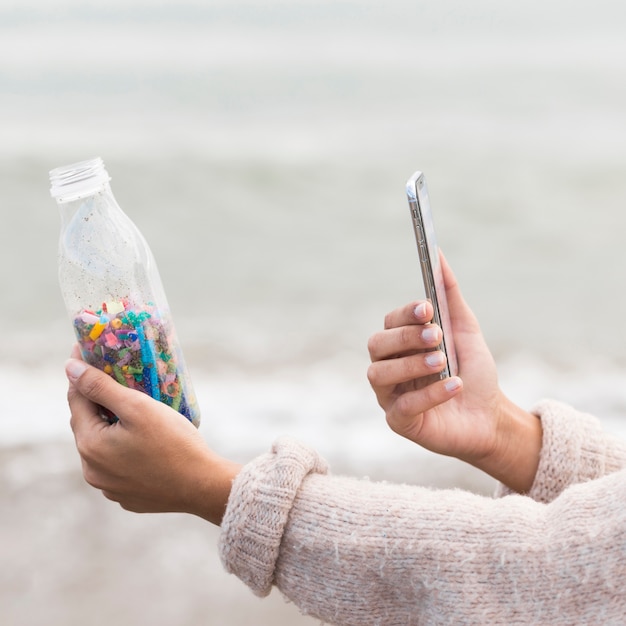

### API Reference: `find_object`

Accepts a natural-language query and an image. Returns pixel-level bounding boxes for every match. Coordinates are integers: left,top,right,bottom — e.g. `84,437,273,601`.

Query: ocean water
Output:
4,0,626,464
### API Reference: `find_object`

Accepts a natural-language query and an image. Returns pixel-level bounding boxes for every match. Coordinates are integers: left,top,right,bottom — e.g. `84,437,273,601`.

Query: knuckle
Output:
66,384,78,404
397,354,419,381
82,464,104,490
393,392,415,421
67,395,78,427
79,370,109,400
367,333,381,358
383,311,395,330
397,325,411,347
366,362,382,387
385,407,411,438
66,385,83,414
385,414,402,436
398,324,420,350
69,412,78,434
101,490,121,504
388,398,424,441
75,436,96,464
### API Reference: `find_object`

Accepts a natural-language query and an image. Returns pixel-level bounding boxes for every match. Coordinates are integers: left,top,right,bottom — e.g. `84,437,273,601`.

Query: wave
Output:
6,354,626,461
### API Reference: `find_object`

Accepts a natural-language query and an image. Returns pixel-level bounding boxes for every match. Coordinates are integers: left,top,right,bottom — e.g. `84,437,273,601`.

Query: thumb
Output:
439,250,480,334
65,358,139,424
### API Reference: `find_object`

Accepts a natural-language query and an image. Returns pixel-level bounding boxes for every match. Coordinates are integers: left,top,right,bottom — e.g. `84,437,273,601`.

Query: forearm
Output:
219,438,626,625
278,472,626,625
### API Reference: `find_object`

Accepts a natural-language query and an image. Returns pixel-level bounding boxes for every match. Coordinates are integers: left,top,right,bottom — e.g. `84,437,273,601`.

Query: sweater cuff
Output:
496,399,625,502
219,437,329,597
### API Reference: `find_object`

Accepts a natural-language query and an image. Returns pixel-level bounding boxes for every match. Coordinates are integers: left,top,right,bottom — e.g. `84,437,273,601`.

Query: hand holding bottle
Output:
65,351,239,524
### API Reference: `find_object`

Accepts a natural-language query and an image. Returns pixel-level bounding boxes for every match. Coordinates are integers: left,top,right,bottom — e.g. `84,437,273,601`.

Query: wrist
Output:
189,456,242,525
480,394,543,493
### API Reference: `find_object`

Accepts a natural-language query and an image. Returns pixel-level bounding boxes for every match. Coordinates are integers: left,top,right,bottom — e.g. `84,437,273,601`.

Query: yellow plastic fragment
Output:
89,322,106,340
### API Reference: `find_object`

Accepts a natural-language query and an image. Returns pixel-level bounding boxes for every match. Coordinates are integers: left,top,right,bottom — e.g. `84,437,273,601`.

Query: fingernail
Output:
422,326,439,343
444,376,462,392
414,303,428,319
425,351,445,367
65,358,88,381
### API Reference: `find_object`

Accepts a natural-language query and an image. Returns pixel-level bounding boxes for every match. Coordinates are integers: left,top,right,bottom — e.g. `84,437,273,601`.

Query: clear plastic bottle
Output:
50,157,201,427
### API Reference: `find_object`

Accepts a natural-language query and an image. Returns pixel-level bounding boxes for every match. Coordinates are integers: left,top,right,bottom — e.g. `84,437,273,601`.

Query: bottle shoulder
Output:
59,194,153,262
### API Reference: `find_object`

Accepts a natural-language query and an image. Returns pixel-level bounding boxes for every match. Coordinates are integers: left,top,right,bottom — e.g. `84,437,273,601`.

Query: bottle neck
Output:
50,157,111,204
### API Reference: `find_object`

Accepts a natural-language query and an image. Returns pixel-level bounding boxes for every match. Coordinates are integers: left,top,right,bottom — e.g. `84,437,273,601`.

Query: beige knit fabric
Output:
220,400,626,625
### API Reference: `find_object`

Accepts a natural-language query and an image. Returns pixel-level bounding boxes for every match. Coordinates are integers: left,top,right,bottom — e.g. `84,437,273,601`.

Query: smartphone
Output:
405,171,458,378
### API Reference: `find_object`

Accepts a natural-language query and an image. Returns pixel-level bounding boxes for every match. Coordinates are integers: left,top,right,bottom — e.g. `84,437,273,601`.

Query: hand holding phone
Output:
406,171,458,378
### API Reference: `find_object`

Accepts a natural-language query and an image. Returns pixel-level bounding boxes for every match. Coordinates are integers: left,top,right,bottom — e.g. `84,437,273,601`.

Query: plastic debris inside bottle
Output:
72,298,200,426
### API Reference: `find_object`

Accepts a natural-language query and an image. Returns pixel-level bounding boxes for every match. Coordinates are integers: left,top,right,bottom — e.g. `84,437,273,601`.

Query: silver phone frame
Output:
406,171,458,379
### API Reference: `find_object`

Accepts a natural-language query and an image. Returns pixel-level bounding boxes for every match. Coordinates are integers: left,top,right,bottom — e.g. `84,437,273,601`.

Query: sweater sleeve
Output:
495,399,626,502
218,437,329,595
220,436,626,625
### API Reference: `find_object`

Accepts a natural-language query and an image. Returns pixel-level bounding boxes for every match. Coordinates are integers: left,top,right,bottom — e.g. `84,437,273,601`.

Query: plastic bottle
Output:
50,157,200,427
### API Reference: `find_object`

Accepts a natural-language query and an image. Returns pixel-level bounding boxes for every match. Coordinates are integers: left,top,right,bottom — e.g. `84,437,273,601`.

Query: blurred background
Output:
4,0,626,623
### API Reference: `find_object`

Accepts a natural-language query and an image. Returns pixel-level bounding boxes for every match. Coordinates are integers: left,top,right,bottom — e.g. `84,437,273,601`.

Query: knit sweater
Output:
219,400,626,625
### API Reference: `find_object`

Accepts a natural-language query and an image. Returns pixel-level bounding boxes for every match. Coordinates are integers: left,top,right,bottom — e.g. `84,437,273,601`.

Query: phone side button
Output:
419,243,428,261
415,223,425,244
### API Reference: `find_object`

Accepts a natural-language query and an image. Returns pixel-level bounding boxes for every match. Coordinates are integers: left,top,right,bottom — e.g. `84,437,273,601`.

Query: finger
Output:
383,300,434,331
386,376,464,440
368,322,442,362
367,349,448,390
67,379,107,441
